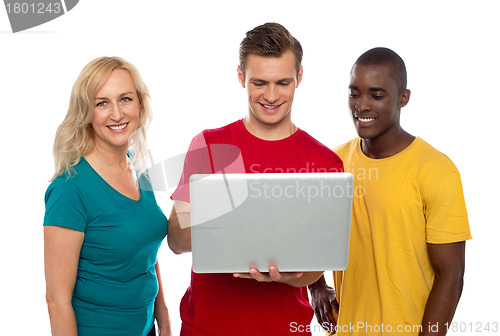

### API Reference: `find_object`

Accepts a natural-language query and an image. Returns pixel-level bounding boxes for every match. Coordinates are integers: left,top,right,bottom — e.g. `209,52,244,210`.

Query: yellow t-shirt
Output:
332,137,471,336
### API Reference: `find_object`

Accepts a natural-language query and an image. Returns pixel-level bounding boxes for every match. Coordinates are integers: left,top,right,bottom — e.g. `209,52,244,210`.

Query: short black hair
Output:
354,47,407,93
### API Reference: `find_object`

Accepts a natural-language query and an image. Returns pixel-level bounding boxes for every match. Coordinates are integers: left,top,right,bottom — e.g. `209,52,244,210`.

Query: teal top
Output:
44,158,168,336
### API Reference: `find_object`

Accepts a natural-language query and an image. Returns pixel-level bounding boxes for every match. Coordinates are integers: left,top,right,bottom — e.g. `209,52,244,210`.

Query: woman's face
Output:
91,69,141,152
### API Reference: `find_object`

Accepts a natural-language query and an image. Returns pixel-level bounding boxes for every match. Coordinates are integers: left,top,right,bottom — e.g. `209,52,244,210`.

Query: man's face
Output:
348,63,409,141
238,49,302,130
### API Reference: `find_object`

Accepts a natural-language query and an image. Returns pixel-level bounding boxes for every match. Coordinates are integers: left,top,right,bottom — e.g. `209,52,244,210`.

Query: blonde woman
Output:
44,57,171,336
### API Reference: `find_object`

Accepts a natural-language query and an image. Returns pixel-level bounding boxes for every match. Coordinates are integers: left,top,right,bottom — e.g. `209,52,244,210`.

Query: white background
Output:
1,0,498,335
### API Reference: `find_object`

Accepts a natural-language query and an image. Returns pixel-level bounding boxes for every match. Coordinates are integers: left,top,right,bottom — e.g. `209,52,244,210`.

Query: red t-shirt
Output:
172,119,343,336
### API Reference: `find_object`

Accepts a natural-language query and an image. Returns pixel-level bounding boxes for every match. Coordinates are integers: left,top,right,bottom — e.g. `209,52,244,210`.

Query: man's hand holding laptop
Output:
233,266,323,287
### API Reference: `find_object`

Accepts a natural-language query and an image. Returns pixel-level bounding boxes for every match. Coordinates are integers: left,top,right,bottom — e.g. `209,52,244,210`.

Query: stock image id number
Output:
6,2,62,14
446,322,499,333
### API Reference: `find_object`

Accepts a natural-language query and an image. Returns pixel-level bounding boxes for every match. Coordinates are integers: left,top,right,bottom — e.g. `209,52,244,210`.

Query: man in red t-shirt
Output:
168,22,344,336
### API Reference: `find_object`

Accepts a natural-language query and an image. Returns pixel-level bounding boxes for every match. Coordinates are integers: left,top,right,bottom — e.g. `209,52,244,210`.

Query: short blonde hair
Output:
51,56,152,181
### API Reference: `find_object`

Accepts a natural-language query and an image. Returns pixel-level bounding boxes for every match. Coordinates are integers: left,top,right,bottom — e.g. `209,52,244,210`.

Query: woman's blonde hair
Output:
51,56,152,181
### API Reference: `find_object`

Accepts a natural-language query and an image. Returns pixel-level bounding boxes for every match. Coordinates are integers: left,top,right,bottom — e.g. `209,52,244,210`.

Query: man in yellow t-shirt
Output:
309,48,471,336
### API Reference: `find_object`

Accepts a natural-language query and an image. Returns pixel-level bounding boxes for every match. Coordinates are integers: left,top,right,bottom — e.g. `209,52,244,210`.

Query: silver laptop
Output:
190,173,353,273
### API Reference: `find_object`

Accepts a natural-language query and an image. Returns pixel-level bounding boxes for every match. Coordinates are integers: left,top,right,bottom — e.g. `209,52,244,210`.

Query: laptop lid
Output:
190,172,353,273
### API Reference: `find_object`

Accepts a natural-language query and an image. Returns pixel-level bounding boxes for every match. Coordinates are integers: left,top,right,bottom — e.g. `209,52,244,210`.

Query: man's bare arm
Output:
420,241,466,336
167,200,192,254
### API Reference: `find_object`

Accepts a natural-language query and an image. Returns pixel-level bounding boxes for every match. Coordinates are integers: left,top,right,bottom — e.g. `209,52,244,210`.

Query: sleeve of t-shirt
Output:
324,148,344,173
170,132,212,203
423,171,472,244
44,178,87,232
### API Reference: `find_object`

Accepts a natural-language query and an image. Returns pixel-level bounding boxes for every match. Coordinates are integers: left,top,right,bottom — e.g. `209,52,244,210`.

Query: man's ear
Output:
296,66,303,88
399,89,411,108
237,65,246,88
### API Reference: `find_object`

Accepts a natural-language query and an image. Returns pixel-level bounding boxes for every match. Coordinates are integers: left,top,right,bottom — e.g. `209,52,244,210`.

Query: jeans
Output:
147,324,156,336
